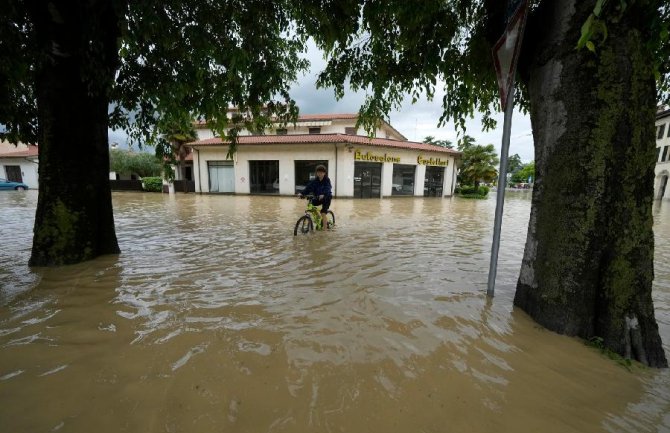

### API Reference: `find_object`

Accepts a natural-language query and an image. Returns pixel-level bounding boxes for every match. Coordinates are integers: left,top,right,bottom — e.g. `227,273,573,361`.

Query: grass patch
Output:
584,336,644,371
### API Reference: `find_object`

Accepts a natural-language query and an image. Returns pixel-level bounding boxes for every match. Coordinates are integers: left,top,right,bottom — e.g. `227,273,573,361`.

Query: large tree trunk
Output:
27,1,121,266
515,0,667,367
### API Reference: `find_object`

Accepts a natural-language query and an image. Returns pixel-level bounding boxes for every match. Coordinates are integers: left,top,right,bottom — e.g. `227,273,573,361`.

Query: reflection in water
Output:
0,190,668,432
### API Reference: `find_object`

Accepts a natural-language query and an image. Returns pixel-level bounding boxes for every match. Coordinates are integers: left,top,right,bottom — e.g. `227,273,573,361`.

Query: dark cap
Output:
315,165,327,173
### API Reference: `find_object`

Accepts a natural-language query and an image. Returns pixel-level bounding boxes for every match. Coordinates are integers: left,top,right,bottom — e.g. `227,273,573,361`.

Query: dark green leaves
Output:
294,0,500,137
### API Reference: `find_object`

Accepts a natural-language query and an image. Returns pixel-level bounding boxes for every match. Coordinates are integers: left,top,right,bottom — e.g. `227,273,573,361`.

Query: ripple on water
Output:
0,192,668,433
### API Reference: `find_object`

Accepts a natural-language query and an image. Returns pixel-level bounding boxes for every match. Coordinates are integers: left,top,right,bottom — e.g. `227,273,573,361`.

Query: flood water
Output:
1,191,669,433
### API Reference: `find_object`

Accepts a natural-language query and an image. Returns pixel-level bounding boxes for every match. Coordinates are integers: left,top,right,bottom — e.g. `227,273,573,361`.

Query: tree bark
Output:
27,1,121,266
515,0,667,367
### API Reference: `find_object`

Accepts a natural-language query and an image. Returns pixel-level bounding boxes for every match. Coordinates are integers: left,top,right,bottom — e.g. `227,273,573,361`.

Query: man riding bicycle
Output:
298,165,332,228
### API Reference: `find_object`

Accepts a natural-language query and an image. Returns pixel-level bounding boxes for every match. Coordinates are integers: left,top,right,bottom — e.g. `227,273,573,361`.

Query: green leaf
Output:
586,41,596,53
578,14,595,49
593,0,606,17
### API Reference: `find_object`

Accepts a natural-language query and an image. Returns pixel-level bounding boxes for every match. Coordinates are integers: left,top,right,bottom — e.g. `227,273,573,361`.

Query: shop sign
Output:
417,155,449,167
354,150,400,163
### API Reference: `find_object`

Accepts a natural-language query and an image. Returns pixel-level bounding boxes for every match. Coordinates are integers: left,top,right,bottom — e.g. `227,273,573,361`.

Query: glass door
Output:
353,162,382,198
208,161,235,193
424,166,444,197
249,160,279,194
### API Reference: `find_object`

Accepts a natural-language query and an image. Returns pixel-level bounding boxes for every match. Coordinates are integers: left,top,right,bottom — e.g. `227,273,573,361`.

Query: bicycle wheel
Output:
326,211,335,228
294,215,313,236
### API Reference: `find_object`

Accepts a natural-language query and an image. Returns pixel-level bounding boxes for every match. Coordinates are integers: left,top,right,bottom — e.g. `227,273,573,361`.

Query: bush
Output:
455,185,490,198
142,177,163,192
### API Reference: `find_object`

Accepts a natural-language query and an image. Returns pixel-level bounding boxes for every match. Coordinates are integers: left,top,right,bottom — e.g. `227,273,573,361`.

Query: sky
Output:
287,41,535,163
109,41,536,163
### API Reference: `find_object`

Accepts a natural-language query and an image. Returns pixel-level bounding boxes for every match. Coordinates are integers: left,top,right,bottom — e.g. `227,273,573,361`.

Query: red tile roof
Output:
189,134,460,155
0,145,39,158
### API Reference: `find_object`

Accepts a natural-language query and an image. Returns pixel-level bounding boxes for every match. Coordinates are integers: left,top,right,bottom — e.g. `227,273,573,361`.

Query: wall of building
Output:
194,118,405,143
655,112,670,200
193,143,457,198
1,158,39,188
194,144,337,195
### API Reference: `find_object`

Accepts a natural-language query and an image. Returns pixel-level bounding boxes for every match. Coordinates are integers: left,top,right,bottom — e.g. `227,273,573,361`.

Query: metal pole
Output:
486,85,515,297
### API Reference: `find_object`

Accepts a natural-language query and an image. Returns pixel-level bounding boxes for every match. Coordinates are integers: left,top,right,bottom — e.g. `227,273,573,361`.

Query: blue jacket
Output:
302,176,332,198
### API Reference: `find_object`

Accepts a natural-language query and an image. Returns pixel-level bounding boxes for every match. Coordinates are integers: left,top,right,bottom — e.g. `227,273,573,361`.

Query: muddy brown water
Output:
0,191,669,433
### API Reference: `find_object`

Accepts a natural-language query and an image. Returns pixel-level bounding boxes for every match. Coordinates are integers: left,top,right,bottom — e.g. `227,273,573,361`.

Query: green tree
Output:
156,114,198,190
511,161,535,184
0,1,306,266
130,152,163,178
109,149,130,175
110,149,163,178
295,0,669,366
507,154,523,175
459,143,499,191
457,135,477,151
422,135,454,149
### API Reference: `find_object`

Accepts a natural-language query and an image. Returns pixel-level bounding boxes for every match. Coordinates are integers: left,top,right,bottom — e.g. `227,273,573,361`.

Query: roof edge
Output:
188,133,460,155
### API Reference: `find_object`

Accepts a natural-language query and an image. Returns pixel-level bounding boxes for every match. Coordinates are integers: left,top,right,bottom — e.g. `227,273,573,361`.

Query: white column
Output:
414,164,426,196
279,157,293,195
382,162,394,197
192,149,201,192
337,147,355,197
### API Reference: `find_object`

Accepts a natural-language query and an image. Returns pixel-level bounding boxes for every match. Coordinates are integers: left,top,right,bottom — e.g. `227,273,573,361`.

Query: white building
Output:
189,114,460,198
0,141,39,189
655,107,670,200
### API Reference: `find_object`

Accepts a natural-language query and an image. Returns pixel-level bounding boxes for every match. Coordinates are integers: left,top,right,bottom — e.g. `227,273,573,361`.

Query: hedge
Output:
455,185,490,198
142,177,163,192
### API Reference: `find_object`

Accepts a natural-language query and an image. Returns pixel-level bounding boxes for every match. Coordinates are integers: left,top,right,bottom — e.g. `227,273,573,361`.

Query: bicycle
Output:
294,194,335,236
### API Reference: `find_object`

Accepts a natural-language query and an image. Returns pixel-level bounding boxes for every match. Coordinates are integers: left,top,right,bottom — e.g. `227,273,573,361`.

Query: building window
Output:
664,146,670,162
4,165,22,183
276,128,287,135
424,166,444,197
345,127,358,135
308,127,321,134
658,147,663,162
295,160,328,194
392,164,416,196
658,124,666,140
249,160,279,194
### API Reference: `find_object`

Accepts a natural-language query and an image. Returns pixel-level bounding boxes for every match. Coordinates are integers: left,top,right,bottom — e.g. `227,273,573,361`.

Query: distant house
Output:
0,141,39,189
190,113,460,197
656,107,670,200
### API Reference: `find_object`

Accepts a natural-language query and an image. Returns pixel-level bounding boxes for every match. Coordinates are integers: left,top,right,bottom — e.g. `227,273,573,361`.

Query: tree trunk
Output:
515,0,667,367
27,1,121,266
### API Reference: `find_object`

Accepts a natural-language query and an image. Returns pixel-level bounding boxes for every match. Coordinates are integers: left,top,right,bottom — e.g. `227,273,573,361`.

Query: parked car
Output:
0,178,29,191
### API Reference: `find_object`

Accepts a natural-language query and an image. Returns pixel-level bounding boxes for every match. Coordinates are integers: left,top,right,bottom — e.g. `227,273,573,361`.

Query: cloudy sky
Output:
289,41,535,163
110,41,535,163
